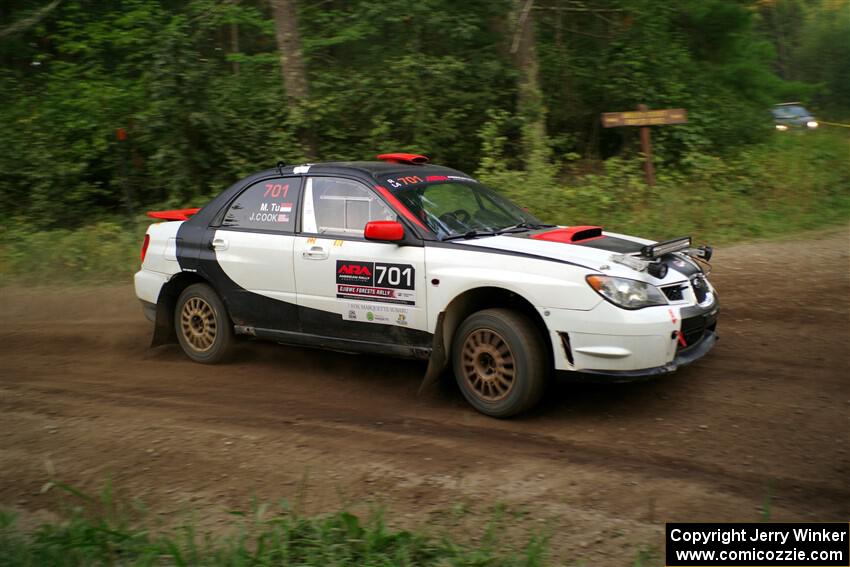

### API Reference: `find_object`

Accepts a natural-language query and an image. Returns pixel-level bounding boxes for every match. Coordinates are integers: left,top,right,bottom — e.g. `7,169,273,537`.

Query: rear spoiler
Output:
146,208,201,221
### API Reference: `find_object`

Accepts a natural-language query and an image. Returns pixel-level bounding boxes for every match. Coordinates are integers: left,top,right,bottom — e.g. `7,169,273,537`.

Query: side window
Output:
221,178,301,231
302,177,396,236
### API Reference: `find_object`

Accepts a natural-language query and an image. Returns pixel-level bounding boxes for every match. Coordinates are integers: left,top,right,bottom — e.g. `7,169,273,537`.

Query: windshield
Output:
773,105,810,118
392,180,545,239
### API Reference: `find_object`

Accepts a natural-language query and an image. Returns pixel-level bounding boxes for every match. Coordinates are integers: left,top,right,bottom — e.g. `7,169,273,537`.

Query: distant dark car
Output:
772,103,818,131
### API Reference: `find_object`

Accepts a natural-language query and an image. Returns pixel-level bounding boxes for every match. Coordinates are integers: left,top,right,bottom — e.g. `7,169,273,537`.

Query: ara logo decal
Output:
336,261,375,286
337,264,372,276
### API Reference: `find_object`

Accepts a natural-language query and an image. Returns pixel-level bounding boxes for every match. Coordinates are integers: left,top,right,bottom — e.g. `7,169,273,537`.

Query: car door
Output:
199,176,303,332
293,176,429,348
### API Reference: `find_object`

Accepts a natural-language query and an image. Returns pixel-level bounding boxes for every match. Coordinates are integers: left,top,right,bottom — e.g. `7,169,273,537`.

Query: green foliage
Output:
536,0,796,161
0,485,550,567
790,1,850,114
0,0,847,236
479,128,850,244
1,129,847,285
0,219,146,286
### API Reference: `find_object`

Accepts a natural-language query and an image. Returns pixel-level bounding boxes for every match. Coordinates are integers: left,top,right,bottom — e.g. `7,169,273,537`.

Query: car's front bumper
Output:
544,294,719,375
576,330,717,380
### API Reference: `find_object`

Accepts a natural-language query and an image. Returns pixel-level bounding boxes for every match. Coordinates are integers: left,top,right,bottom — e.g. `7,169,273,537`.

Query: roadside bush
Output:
479,128,850,243
0,220,146,286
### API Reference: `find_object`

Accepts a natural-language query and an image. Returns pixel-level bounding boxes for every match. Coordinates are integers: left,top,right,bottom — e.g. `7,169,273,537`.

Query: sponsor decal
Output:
252,198,296,224
385,175,424,189
342,302,411,326
383,174,476,189
336,261,373,285
260,202,291,213
335,260,415,305
249,211,291,223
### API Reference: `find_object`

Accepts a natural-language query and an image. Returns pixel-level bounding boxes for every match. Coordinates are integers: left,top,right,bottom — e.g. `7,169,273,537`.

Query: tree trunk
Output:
230,0,239,75
269,0,316,159
511,0,549,169
230,21,240,75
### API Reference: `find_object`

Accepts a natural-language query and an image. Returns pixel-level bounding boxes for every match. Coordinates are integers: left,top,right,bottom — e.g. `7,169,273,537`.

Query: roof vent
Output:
377,153,429,165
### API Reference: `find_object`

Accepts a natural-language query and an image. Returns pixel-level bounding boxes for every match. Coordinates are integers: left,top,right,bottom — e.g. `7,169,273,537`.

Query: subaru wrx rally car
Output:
135,153,718,417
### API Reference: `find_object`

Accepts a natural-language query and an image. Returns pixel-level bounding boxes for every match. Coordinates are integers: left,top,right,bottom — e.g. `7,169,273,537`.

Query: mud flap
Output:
418,311,447,395
151,299,176,347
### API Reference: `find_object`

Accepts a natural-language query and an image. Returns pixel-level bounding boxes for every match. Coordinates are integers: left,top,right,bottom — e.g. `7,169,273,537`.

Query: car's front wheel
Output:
174,283,234,364
451,308,547,417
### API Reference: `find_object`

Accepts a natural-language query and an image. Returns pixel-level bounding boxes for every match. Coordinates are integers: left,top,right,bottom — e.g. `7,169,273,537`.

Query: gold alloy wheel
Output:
180,297,217,352
461,328,516,401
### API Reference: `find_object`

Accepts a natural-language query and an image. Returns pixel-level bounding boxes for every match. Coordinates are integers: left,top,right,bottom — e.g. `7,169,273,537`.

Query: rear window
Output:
221,178,301,231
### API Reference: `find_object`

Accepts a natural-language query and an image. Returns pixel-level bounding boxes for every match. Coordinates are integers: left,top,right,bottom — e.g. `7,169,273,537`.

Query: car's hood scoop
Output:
529,225,604,244
523,226,646,255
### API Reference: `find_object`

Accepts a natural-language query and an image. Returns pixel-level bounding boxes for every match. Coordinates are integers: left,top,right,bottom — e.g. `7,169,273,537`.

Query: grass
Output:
491,128,850,245
0,484,552,567
1,129,847,285
0,218,147,287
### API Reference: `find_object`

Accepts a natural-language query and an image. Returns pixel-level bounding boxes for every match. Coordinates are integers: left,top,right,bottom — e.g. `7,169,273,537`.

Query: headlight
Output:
806,120,818,128
775,124,788,131
586,275,668,310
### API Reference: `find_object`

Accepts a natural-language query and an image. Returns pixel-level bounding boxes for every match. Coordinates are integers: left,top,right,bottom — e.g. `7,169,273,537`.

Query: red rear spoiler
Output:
376,153,429,165
146,208,201,221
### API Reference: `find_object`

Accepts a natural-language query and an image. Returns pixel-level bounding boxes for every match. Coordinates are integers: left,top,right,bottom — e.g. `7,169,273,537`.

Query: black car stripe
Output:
424,240,600,272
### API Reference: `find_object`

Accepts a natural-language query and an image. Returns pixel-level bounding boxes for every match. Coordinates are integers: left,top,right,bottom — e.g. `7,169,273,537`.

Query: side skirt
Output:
235,326,432,360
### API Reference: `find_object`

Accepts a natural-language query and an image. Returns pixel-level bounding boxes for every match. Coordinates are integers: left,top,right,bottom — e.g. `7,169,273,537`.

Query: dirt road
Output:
2,227,848,563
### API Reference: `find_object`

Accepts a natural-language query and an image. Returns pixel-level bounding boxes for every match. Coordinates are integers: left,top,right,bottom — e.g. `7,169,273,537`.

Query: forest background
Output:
0,0,848,282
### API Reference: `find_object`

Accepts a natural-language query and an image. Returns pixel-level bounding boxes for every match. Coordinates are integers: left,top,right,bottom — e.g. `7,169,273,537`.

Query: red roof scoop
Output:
376,153,429,165
146,208,201,221
531,226,604,244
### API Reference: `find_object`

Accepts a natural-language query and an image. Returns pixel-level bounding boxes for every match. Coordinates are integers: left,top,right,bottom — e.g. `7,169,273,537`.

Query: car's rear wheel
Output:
175,283,234,364
451,308,547,417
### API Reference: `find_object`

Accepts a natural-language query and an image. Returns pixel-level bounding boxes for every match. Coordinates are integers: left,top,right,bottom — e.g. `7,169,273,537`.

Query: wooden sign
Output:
601,108,687,128
600,105,688,185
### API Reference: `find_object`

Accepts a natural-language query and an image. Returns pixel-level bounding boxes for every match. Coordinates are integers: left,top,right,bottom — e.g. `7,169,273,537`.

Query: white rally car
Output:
135,154,718,417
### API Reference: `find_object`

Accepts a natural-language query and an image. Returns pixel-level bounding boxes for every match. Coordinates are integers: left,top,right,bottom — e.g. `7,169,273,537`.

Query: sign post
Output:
601,105,688,186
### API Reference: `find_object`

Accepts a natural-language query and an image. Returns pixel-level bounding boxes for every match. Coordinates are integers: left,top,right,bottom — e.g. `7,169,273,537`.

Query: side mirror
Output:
364,220,404,242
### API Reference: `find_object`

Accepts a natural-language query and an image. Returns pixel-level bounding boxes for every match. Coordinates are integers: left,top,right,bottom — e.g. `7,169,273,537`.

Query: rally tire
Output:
174,283,234,364
451,308,547,418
